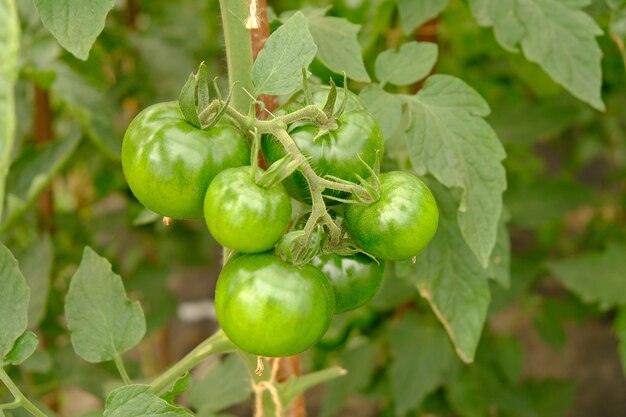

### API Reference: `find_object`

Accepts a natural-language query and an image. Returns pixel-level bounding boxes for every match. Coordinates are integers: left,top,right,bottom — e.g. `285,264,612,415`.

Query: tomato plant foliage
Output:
0,0,624,416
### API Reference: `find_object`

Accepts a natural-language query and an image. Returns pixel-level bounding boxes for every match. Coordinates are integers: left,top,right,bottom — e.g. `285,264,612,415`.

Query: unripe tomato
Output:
122,102,249,219
204,166,291,253
215,254,335,357
345,171,439,261
313,253,384,313
262,87,384,204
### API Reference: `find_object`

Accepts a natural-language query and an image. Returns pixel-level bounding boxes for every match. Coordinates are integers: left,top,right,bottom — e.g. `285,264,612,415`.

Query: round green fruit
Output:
215,254,335,357
344,171,438,261
204,166,291,253
122,101,249,219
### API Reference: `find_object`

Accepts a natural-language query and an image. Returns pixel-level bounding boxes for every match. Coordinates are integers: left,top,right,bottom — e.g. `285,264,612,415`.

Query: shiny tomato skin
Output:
312,253,384,313
344,171,439,261
262,87,384,203
122,101,249,219
204,166,291,253
215,253,335,357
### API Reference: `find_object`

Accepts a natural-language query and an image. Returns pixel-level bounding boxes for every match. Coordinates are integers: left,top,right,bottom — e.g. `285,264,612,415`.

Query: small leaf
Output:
404,75,506,268
0,130,81,231
104,385,194,417
305,9,370,82
196,63,210,113
161,373,192,404
188,354,252,413
546,244,626,310
0,244,29,360
17,235,53,328
253,12,317,96
0,0,19,223
33,0,116,60
4,331,38,366
359,84,403,140
65,247,146,363
396,0,450,35
389,312,458,414
397,182,491,363
178,73,201,129
375,42,438,86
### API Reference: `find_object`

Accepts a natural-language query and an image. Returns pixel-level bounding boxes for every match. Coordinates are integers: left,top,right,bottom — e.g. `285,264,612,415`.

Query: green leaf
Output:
0,244,29,361
33,0,115,60
0,0,19,223
104,385,193,417
375,42,438,86
470,0,605,110
614,307,626,377
161,373,192,404
397,182,491,363
359,84,403,140
65,247,146,363
253,12,317,96
52,63,120,160
486,210,510,288
396,0,449,35
0,130,81,231
389,312,457,414
404,75,506,268
546,244,626,310
304,9,370,82
188,354,252,413
17,235,53,328
320,340,377,417
4,331,38,366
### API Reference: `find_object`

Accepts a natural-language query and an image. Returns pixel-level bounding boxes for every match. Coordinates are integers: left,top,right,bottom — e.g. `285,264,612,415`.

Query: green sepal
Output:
322,78,338,118
256,154,303,189
178,73,201,128
196,63,210,114
276,224,324,266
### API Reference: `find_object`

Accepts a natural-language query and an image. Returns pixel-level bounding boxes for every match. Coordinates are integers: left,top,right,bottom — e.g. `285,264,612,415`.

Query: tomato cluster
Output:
122,87,438,358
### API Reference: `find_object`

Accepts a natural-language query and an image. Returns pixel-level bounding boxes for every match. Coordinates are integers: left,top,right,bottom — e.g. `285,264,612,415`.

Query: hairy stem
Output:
113,355,132,385
149,329,236,394
0,368,49,417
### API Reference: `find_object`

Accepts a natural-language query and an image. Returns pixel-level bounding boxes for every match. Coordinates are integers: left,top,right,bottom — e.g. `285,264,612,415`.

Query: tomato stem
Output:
0,368,50,417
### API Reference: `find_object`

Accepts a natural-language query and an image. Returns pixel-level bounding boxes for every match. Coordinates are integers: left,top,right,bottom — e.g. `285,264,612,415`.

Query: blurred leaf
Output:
104,385,193,417
132,208,161,226
65,247,146,363
0,243,29,361
396,0,449,35
52,64,121,160
447,367,495,417
253,12,317,96
375,42,438,86
161,373,192,404
521,379,577,417
17,234,53,328
397,183,491,363
369,263,417,310
404,75,506,268
489,256,541,314
609,2,626,67
389,313,457,414
20,350,52,373
0,0,19,223
32,0,115,60
471,0,604,110
280,366,347,405
305,9,370,82
547,244,626,310
320,340,377,417
614,307,626,377
188,354,252,413
0,130,81,231
3,331,38,365
125,265,176,333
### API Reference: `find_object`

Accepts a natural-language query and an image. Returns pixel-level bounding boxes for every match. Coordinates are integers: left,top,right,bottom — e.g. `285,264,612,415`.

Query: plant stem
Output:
113,355,132,385
219,0,254,114
149,329,235,395
0,368,49,417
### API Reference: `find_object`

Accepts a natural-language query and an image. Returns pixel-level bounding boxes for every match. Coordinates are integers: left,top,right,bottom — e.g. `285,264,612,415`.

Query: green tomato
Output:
262,87,384,204
122,101,249,219
204,166,292,253
345,171,439,261
215,253,335,357
313,253,384,313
